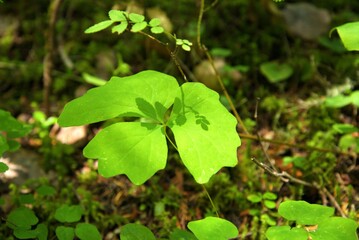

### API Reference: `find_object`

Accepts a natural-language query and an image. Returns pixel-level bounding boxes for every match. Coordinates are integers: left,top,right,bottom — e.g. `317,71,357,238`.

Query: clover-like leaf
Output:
278,200,334,225
7,207,38,230
149,18,161,27
120,223,156,240
55,204,83,223
75,223,101,240
188,217,238,240
260,61,293,83
169,83,240,184
58,70,179,126
151,26,164,34
84,122,167,185
84,20,114,34
56,226,75,240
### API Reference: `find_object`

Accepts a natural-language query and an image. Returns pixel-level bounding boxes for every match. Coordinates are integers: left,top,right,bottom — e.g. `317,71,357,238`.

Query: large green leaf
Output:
188,217,238,240
7,207,38,230
58,70,179,126
332,22,359,51
311,217,358,240
169,83,240,183
83,122,167,185
120,223,156,240
266,226,308,240
278,201,334,225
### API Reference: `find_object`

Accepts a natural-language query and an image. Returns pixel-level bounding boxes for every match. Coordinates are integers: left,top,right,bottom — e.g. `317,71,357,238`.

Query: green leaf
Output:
168,83,240,184
151,26,164,34
339,134,359,152
188,217,238,240
170,229,198,240
82,73,107,86
278,200,334,225
0,161,9,173
129,13,145,23
55,205,83,223
7,207,38,230
0,109,30,138
84,122,167,185
351,90,359,106
266,226,308,240
283,156,306,169
108,10,127,22
182,44,191,51
58,70,179,126
56,226,75,240
19,194,35,204
0,135,9,156
84,20,114,34
149,18,161,27
112,21,128,34
261,213,277,226
247,194,262,203
310,217,358,240
260,61,293,83
35,223,48,240
263,192,277,200
75,223,101,240
14,223,48,240
332,123,359,134
264,200,277,209
131,21,147,32
120,223,156,240
36,185,56,197
332,22,359,51
325,95,352,108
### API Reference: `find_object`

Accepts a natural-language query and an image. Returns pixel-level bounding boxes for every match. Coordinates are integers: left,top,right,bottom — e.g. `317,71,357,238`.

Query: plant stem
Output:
202,185,219,217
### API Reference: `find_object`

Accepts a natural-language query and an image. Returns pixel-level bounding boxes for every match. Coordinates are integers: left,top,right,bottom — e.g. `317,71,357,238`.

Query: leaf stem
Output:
202,185,219,217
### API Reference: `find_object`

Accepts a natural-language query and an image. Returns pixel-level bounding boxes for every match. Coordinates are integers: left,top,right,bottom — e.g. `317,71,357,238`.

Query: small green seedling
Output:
58,70,240,185
266,200,358,240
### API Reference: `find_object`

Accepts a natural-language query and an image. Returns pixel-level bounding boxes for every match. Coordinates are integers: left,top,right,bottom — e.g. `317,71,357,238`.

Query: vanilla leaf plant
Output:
58,70,240,185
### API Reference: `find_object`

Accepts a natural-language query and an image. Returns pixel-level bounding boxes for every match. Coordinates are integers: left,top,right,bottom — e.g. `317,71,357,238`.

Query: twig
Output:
43,0,62,116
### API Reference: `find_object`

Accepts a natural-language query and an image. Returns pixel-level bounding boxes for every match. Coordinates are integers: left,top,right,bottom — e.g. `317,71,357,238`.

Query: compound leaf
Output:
120,223,156,240
169,83,240,184
58,70,179,126
83,122,167,185
188,217,238,240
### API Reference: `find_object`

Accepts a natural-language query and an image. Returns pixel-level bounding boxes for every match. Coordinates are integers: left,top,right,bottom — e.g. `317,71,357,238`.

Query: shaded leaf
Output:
188,217,238,240
36,185,56,197
170,229,198,240
7,207,38,230
0,161,9,173
120,223,156,240
56,226,75,240
84,20,114,34
84,122,167,185
55,205,83,223
260,61,293,83
169,83,240,184
75,223,101,240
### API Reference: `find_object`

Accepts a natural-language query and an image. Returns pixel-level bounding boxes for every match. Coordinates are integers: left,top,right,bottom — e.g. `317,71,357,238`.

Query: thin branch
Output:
43,0,62,116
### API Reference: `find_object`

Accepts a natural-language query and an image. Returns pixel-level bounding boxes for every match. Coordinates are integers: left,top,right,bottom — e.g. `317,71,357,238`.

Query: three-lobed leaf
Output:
168,83,240,183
